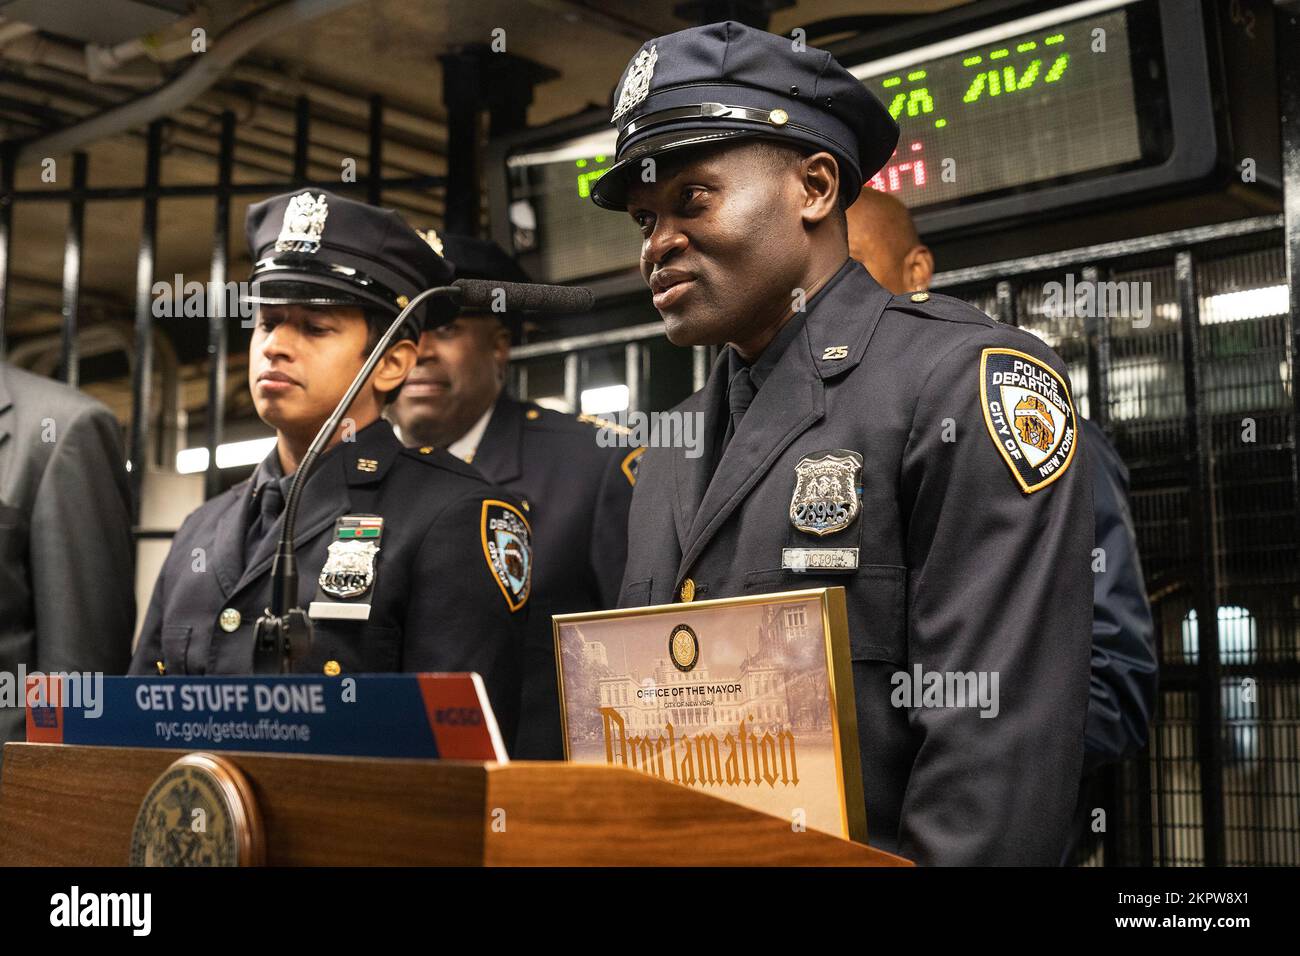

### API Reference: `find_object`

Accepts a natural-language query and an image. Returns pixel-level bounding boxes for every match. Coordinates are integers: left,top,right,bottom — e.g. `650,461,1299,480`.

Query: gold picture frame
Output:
553,587,866,843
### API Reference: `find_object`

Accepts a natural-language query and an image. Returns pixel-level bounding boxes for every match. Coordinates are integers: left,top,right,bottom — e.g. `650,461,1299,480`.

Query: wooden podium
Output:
0,742,910,866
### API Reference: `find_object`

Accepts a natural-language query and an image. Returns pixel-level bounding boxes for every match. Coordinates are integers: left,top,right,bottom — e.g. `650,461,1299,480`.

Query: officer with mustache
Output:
388,233,639,759
590,21,1094,865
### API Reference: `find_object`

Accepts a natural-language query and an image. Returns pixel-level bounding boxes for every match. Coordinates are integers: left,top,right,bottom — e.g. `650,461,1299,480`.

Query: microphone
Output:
453,278,594,314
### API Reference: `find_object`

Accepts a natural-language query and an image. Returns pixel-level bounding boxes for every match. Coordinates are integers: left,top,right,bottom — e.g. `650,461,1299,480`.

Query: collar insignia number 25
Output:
789,449,864,536
611,44,658,122
319,516,383,599
482,500,532,612
275,191,329,254
980,347,1078,494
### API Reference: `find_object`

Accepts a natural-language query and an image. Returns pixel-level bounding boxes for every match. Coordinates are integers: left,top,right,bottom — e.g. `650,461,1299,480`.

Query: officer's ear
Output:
491,321,511,380
371,338,418,398
798,151,841,228
902,244,935,293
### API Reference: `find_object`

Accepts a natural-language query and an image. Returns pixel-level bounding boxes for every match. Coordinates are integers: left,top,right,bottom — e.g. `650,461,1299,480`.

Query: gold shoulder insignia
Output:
577,412,632,436
979,347,1078,494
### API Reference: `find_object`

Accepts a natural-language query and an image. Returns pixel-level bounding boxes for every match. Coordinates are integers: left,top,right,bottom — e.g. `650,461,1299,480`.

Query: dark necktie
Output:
720,365,756,455
245,479,285,558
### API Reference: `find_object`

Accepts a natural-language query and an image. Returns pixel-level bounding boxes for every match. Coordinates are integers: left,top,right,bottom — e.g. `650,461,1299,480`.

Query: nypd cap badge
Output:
611,44,658,122
980,347,1079,494
482,500,532,612
274,191,328,254
789,449,863,536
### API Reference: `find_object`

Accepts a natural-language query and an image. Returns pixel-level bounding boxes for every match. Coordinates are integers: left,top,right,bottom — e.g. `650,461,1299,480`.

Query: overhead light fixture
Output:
176,436,276,475
581,385,629,415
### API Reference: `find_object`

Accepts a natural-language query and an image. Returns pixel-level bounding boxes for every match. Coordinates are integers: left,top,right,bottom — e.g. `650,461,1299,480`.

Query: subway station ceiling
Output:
0,0,966,419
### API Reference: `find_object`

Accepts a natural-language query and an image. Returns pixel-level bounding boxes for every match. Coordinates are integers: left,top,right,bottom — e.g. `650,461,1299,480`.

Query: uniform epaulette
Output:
886,290,996,328
575,412,633,436
401,444,490,482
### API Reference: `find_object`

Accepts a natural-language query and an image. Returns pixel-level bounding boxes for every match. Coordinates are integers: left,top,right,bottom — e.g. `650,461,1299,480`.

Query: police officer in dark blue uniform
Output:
388,232,638,759
846,187,1158,862
129,191,531,742
592,21,1095,865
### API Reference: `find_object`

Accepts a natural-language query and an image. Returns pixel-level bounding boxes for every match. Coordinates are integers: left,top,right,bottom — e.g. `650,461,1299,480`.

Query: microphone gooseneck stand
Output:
254,285,461,673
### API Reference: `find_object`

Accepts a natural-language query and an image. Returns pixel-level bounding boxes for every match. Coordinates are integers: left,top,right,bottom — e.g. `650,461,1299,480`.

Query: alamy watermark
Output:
50,886,150,936
152,275,257,326
2,666,104,718
594,410,706,459
890,665,1000,718
1042,274,1153,328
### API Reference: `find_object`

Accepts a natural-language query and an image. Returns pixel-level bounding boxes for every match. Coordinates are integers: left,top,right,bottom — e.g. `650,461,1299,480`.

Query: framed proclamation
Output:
553,588,866,842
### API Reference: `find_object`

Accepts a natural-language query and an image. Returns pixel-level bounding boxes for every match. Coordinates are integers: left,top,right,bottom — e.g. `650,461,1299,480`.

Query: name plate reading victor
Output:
554,588,866,841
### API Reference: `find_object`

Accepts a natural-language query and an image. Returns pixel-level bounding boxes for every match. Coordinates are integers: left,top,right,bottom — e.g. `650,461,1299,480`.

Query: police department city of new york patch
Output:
980,347,1079,494
482,500,532,612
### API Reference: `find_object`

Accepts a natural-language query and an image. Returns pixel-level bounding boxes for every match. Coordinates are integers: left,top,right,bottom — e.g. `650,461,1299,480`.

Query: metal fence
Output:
0,98,443,513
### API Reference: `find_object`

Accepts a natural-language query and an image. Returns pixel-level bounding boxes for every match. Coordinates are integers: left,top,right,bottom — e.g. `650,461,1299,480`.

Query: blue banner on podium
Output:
25,673,506,762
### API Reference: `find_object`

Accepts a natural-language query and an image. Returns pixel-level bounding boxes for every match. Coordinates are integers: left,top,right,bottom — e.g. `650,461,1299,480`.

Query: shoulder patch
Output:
621,446,645,486
979,347,1078,494
480,500,532,612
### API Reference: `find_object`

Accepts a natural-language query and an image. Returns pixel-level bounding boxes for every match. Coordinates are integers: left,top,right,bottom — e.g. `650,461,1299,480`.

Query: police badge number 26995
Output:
783,449,863,574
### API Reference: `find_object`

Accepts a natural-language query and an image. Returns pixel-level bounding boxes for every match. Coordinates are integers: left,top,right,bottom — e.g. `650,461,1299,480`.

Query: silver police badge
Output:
275,191,328,254
789,449,864,536
318,538,378,599
611,44,658,122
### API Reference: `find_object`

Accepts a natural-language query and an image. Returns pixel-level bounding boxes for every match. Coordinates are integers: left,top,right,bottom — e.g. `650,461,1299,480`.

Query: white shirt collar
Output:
446,401,497,463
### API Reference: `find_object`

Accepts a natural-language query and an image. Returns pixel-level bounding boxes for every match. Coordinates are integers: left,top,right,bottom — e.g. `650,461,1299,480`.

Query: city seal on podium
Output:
129,753,265,866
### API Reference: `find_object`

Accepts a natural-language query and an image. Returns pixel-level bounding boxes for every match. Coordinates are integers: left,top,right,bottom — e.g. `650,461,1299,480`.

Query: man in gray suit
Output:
0,362,134,754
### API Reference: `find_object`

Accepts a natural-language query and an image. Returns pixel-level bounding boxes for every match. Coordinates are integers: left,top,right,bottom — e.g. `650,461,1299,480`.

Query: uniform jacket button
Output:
679,578,696,602
219,608,241,632
323,660,341,676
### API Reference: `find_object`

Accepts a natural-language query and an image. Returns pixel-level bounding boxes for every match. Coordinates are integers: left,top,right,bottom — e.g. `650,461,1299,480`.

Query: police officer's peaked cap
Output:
440,234,531,284
244,189,456,340
591,20,898,211
438,232,533,339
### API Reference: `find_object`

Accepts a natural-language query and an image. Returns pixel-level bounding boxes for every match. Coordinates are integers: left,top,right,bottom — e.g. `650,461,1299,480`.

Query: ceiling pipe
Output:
0,64,446,185
0,18,37,48
229,64,443,141
14,0,365,165
1,52,446,215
